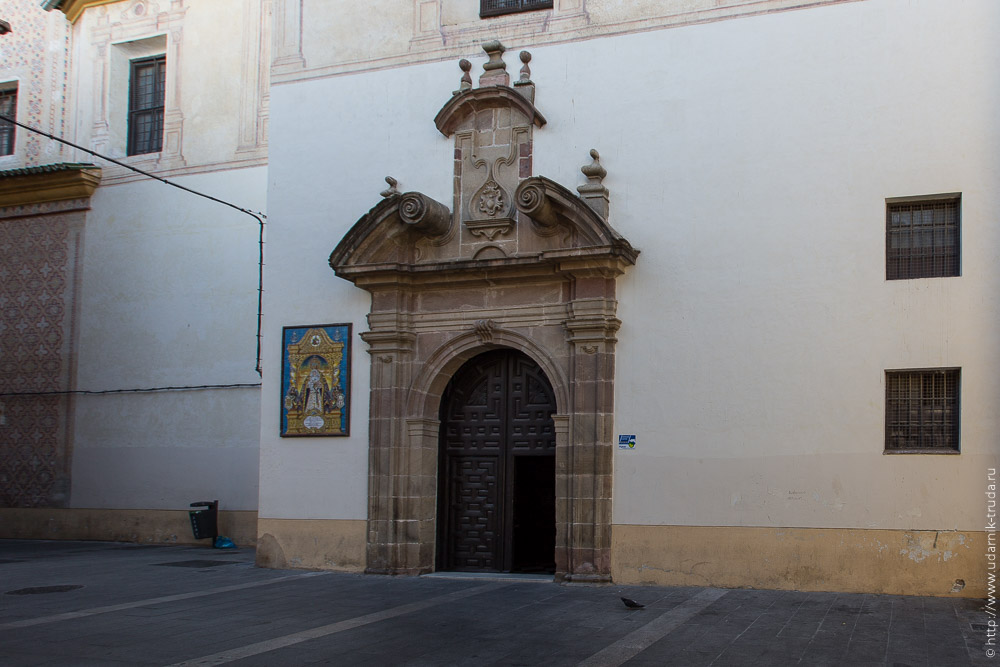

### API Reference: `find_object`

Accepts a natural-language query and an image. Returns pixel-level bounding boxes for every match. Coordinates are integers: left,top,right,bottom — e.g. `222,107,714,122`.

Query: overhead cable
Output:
0,113,267,377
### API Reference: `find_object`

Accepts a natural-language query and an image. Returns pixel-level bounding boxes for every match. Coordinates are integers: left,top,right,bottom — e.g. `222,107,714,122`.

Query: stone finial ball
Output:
520,50,532,64
459,59,472,72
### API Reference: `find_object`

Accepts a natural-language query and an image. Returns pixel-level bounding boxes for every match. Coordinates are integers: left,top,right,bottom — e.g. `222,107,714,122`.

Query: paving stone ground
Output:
0,540,993,666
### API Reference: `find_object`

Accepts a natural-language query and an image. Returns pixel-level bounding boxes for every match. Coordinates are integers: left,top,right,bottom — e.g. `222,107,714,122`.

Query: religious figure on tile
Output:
281,325,351,436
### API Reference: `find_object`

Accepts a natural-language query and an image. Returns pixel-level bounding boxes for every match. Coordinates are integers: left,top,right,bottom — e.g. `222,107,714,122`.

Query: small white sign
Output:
303,415,325,430
618,434,636,450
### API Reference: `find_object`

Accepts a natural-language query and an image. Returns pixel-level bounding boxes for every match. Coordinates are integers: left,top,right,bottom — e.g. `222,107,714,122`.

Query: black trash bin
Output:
189,500,219,541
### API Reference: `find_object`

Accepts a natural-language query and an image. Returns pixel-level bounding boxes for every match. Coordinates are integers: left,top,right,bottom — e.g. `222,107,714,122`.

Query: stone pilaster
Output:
404,417,441,571
360,322,417,574
552,413,571,575
561,293,620,581
272,0,306,73
159,28,186,168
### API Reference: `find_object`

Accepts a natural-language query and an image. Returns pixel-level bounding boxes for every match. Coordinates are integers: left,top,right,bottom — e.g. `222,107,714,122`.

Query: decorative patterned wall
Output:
0,201,85,507
0,3,77,507
0,0,71,167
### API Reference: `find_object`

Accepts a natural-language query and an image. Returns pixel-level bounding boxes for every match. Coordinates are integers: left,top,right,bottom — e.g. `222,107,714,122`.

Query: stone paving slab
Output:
0,540,993,666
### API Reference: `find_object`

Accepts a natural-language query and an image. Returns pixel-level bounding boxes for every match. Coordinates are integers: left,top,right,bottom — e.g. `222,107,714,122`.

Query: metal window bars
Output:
885,369,959,450
886,197,960,279
480,0,553,18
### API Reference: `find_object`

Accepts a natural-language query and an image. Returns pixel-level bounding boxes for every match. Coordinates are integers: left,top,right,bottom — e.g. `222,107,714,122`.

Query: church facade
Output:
2,0,997,598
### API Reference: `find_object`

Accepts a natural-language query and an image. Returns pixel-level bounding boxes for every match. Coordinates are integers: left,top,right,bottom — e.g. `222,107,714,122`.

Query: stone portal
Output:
330,42,637,581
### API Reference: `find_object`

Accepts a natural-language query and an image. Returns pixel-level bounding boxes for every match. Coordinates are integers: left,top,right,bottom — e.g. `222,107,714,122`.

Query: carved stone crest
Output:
477,180,505,217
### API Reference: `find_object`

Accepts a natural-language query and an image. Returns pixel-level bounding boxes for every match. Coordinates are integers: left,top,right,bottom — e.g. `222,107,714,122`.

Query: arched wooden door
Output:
437,349,556,573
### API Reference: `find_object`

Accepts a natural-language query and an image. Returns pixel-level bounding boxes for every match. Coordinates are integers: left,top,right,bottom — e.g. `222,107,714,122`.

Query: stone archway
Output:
329,42,637,581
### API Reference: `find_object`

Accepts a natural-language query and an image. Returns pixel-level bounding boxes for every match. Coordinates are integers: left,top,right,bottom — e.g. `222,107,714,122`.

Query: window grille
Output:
0,87,15,156
886,196,960,279
127,55,166,156
480,0,553,18
885,369,959,451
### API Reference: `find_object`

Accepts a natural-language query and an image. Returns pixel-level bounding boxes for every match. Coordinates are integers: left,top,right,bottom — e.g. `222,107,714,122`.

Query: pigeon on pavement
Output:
620,597,644,609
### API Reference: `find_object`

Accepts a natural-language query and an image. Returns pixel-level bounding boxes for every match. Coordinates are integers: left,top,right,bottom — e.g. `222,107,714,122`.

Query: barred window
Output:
886,195,960,280
0,86,16,156
480,0,553,18
127,55,166,156
885,369,959,452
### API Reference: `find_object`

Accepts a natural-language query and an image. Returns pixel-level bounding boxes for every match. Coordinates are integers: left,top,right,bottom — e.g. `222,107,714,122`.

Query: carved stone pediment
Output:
331,42,636,281
434,85,546,137
330,191,451,269
331,174,637,285
515,176,634,252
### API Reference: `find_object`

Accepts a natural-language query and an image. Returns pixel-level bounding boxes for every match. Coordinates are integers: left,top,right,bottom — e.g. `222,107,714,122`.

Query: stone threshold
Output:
421,571,554,583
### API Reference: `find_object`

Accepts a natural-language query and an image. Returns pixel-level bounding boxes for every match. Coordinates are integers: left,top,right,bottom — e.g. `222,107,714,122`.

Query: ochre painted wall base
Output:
256,518,366,571
612,524,988,598
0,508,258,546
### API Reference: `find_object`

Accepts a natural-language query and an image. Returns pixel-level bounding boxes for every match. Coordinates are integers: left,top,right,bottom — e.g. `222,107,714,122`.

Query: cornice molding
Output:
47,0,120,23
271,0,862,87
0,165,102,207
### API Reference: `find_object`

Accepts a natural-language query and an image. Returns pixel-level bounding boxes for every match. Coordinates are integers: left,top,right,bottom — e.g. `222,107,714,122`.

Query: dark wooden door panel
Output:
442,357,504,454
447,456,500,570
439,350,556,572
508,361,556,453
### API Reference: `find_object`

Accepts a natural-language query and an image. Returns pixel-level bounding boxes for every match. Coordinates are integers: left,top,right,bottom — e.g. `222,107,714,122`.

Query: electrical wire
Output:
0,383,261,397
0,113,267,381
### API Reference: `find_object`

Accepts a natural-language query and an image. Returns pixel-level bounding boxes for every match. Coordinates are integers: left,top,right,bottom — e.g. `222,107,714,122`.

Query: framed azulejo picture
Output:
281,323,351,437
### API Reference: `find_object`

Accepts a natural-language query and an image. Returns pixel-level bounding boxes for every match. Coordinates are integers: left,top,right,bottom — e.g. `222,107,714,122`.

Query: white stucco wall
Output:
598,0,1000,531
262,0,999,528
259,69,435,519
70,167,266,510
45,0,272,514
